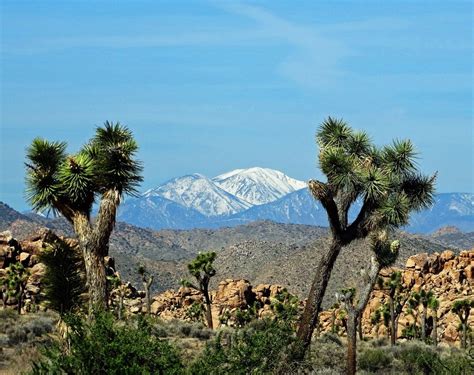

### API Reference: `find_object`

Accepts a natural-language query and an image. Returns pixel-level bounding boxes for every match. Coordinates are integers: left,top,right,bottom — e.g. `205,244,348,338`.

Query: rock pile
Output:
0,229,57,312
317,249,473,344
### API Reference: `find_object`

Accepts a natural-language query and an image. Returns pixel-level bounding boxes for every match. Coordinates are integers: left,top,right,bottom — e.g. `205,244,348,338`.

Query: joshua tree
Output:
138,266,154,315
181,252,217,329
418,288,435,341
108,273,128,320
25,122,143,311
428,295,439,346
5,263,30,314
39,238,86,315
451,299,473,349
296,117,435,356
336,232,400,375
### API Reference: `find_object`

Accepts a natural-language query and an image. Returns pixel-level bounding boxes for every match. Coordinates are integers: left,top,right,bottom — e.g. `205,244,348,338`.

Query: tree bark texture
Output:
432,313,437,346
390,297,396,346
346,312,358,375
203,289,213,329
296,240,342,355
82,249,107,311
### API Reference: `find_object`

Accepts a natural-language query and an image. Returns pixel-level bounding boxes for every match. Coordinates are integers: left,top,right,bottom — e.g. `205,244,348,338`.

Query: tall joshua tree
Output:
25,122,143,311
337,232,400,375
182,252,217,329
296,117,435,357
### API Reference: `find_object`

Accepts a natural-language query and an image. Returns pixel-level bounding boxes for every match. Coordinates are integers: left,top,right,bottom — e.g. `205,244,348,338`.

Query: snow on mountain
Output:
213,167,307,205
407,193,474,233
142,174,251,217
118,195,208,230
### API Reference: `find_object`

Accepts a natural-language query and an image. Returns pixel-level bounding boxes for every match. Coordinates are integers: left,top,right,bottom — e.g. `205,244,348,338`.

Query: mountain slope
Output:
118,195,207,230
408,193,474,233
1,203,470,302
142,174,251,217
213,167,306,205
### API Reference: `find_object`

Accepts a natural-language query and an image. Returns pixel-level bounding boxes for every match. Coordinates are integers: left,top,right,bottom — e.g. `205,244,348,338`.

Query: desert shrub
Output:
393,341,441,374
6,315,54,346
307,335,346,374
439,351,473,375
358,348,392,372
32,312,183,375
188,319,297,374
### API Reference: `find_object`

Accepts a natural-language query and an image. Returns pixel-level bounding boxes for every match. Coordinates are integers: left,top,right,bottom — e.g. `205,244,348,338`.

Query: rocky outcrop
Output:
0,229,61,312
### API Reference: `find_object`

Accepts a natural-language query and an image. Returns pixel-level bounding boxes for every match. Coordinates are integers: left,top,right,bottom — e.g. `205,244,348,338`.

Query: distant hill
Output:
2,201,471,308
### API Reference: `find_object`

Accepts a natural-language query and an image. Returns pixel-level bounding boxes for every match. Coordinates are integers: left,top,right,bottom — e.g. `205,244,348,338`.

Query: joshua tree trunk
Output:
358,315,363,341
83,250,107,311
346,312,358,375
389,297,396,346
421,307,427,341
143,276,153,315
340,255,382,375
461,322,467,349
203,289,213,329
70,190,120,312
297,240,342,353
432,312,438,346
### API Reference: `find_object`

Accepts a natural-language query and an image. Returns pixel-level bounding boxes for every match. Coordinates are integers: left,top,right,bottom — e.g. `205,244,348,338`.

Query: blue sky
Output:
1,0,472,211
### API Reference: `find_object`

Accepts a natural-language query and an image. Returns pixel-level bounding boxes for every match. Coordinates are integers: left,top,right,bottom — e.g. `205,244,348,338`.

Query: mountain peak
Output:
141,173,251,217
213,167,307,205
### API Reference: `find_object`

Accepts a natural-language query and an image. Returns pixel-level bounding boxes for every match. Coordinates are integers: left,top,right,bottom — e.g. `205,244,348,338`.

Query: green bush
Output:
358,348,392,372
188,319,297,374
32,312,183,375
394,341,441,374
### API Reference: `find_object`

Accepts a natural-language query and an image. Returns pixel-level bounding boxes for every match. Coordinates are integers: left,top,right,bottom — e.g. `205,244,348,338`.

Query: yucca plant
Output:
181,252,217,329
39,238,86,315
25,121,143,311
295,117,436,358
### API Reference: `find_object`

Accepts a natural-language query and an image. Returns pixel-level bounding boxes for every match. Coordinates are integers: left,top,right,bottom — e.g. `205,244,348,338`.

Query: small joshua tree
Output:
296,117,436,357
138,266,154,316
336,232,400,375
451,299,473,349
181,252,217,329
418,288,435,341
108,273,128,320
379,269,420,346
5,263,30,314
25,122,143,312
428,295,439,346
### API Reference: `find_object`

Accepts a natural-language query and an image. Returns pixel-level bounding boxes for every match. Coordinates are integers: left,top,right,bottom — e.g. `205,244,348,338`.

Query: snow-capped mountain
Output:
142,174,251,217
116,167,473,233
213,167,307,205
408,193,474,233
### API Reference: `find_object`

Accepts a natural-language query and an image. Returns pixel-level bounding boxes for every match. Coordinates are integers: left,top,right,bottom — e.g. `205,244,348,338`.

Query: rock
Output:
464,265,474,280
440,250,455,262
19,252,31,265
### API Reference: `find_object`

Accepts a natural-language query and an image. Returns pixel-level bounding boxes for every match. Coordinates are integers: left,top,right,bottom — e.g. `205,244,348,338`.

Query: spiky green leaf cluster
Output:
39,238,86,314
314,117,436,230
25,121,143,216
188,252,217,279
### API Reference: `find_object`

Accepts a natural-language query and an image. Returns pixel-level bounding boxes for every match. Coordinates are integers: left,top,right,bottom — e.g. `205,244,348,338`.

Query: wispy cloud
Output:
219,2,352,88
